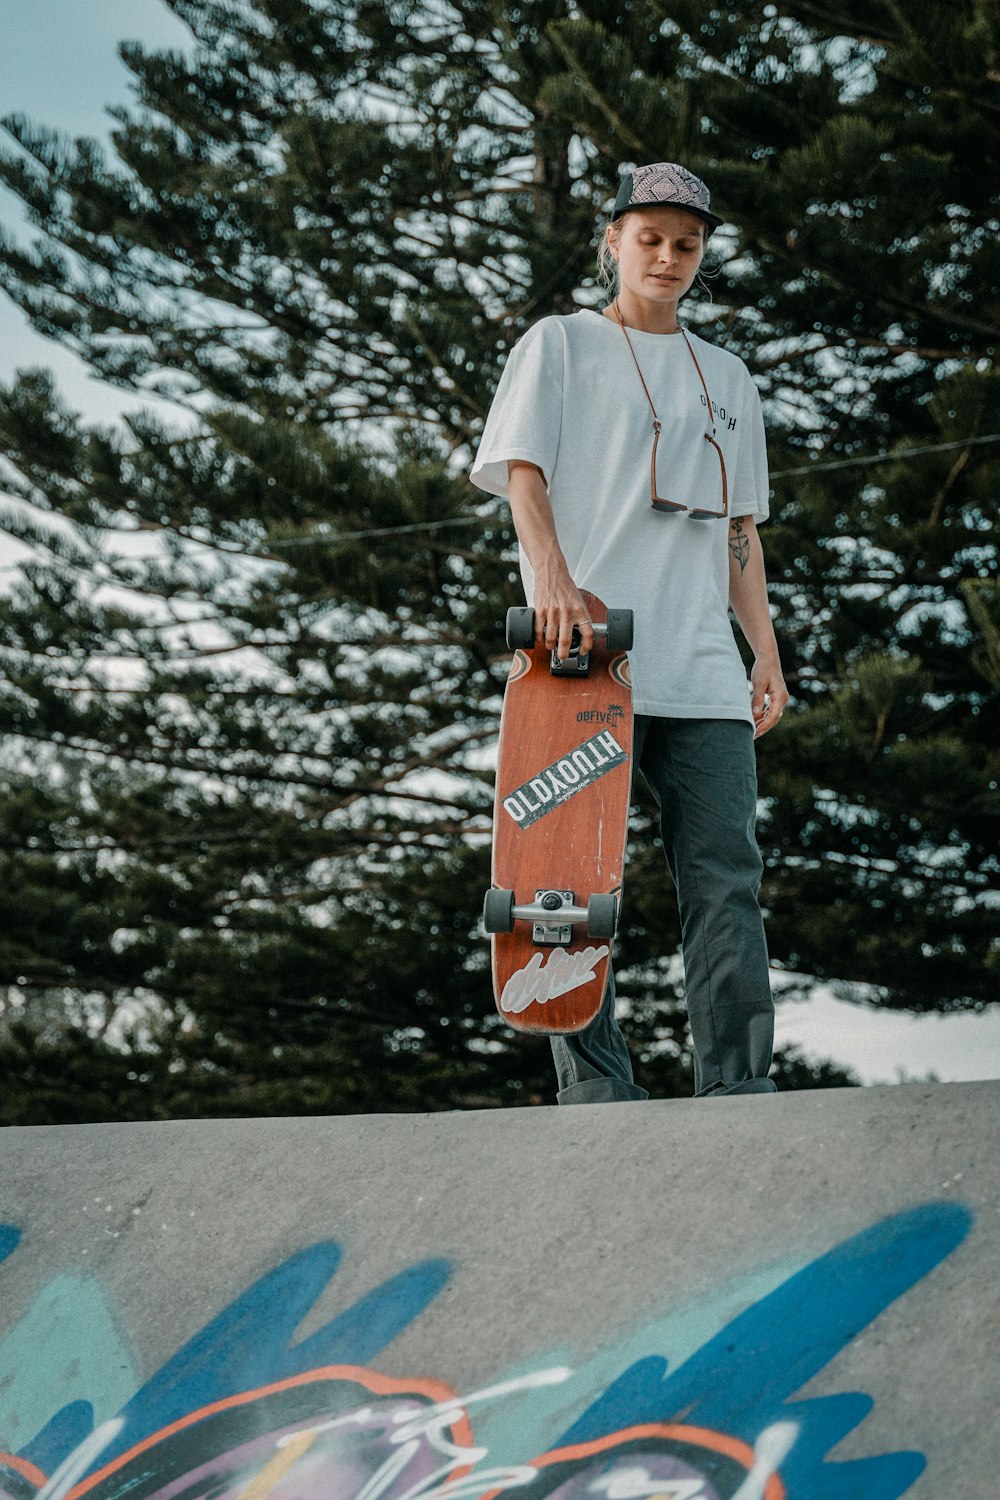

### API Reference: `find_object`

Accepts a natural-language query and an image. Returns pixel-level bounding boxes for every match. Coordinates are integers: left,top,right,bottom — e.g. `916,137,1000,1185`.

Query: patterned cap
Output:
611,162,723,234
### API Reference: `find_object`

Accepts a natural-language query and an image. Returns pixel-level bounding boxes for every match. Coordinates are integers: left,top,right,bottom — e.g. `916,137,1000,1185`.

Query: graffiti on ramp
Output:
0,1203,973,1500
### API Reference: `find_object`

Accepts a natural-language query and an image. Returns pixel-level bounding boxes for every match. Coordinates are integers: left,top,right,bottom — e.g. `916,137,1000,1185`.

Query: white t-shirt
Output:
469,308,770,723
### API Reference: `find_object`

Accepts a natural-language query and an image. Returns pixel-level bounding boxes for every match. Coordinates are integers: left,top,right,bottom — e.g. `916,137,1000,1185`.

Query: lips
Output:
651,274,680,283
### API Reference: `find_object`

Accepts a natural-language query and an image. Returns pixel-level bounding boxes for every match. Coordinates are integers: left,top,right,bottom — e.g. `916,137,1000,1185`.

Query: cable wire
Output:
266,431,1000,548
769,431,1000,479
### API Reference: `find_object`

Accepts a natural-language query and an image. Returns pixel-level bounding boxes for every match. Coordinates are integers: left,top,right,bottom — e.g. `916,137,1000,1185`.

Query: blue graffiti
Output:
0,1202,974,1500
560,1203,971,1498
17,1243,451,1475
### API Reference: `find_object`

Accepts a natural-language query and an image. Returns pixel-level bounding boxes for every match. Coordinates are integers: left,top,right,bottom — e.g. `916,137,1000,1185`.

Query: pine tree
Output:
0,0,994,1122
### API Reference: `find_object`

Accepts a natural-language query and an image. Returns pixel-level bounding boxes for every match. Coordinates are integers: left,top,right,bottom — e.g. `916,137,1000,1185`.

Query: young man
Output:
470,162,788,1101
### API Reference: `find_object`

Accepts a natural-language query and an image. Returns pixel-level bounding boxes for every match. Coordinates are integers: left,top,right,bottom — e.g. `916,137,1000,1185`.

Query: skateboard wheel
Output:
587,893,618,939
483,887,515,934
605,609,634,652
506,607,536,650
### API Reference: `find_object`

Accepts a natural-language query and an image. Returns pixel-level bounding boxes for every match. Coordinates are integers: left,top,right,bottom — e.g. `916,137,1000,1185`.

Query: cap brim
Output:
611,199,724,232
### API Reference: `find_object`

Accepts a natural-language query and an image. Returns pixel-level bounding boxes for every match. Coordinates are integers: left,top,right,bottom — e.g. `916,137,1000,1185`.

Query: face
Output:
609,205,706,306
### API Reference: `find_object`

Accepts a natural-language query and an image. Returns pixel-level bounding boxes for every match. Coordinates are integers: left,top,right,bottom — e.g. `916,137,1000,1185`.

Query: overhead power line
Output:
769,431,1000,479
4,432,993,566
268,515,482,547
266,431,1000,548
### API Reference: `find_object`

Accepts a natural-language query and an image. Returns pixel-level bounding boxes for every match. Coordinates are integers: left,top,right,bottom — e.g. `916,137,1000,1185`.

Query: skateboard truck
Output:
505,608,634,678
533,889,576,945
483,887,618,942
549,630,590,678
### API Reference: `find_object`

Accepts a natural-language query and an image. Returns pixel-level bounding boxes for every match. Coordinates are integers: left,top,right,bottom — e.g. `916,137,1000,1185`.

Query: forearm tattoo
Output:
729,516,750,574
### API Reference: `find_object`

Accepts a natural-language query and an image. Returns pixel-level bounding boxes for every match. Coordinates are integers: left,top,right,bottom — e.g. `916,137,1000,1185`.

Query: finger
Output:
533,607,552,648
579,617,595,654
557,614,575,661
754,702,785,738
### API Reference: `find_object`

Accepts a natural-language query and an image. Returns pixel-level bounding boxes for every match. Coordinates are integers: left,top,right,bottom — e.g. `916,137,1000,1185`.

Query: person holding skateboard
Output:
470,161,789,1102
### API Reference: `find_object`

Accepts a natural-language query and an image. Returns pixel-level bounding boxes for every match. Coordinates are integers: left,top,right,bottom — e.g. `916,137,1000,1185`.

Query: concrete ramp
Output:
0,1082,997,1500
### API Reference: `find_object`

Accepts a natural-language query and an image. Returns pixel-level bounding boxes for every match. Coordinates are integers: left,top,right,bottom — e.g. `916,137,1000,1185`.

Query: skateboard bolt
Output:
541,892,563,910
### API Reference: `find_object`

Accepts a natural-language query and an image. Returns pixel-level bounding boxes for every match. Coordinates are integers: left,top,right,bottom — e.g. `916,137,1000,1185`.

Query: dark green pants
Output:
550,716,776,1103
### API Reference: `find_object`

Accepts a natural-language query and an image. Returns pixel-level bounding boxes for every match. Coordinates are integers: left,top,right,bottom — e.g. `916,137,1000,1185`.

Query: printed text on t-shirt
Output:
700,394,738,429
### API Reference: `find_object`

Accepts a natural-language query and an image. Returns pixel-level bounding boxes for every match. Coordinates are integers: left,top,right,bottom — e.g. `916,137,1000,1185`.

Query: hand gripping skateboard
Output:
483,591,634,1033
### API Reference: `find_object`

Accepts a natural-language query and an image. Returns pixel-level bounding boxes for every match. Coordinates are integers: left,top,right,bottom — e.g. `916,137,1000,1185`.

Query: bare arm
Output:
507,460,595,660
727,515,789,739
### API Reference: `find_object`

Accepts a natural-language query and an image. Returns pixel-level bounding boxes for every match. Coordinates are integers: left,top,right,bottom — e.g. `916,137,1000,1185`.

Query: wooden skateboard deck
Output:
486,591,633,1034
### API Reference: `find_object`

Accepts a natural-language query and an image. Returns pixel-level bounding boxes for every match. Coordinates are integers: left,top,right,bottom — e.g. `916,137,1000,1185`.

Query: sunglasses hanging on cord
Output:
611,298,729,519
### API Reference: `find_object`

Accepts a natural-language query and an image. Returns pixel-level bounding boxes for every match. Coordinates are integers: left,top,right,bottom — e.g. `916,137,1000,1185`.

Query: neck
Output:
604,289,681,335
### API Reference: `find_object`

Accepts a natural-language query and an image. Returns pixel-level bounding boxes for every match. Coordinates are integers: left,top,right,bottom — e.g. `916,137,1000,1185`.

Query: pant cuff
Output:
556,1078,650,1105
700,1077,777,1097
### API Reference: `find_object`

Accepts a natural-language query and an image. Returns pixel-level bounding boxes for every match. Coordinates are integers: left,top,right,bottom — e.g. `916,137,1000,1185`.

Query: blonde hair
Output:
596,221,620,297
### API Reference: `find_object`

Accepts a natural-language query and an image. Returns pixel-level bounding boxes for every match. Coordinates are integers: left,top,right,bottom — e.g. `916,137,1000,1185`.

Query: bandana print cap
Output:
611,162,724,233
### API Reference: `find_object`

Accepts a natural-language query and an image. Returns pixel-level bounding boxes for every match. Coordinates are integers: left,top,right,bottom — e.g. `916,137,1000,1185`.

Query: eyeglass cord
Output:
611,297,729,517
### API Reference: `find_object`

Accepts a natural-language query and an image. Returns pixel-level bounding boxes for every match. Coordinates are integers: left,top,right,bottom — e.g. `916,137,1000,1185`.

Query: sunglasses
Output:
649,425,729,519
612,300,730,520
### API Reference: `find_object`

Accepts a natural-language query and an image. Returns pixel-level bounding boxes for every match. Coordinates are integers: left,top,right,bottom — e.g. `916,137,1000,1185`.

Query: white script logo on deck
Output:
500,945,610,1014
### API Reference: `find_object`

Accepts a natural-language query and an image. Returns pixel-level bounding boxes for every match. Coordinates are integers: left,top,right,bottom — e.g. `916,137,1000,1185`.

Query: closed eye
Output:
640,236,700,251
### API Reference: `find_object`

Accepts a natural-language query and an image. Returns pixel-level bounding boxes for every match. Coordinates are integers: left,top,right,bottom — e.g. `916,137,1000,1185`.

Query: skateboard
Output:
483,590,634,1034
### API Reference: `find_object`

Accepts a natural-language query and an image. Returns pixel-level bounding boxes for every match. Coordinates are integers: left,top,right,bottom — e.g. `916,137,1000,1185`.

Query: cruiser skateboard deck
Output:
484,590,634,1034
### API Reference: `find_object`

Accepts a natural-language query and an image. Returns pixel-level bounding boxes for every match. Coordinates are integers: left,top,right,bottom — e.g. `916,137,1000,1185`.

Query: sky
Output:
0,0,193,426
0,0,997,1087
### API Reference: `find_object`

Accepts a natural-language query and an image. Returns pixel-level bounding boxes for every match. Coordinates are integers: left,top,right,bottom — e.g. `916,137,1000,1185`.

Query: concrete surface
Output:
0,1082,997,1500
